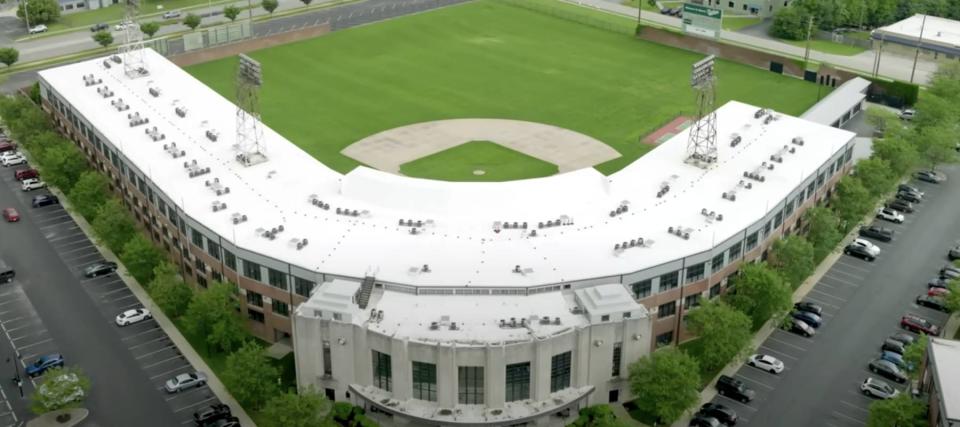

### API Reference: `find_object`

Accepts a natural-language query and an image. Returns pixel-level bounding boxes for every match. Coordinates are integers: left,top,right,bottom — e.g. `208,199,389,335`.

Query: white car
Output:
876,207,904,224
115,308,152,326
164,371,207,393
21,178,46,191
746,353,784,374
1,153,26,167
861,377,899,399
115,21,135,31
162,10,182,19
898,109,915,121
28,24,48,34
851,238,881,256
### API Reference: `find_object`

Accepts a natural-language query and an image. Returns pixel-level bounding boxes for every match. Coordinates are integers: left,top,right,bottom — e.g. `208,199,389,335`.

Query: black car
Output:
791,310,822,328
844,243,876,261
794,301,823,316
208,418,240,427
194,403,232,426
896,191,921,203
886,199,914,213
83,261,117,278
689,415,721,427
716,375,755,403
784,317,815,337
31,194,59,208
881,338,905,355
949,245,960,260
90,23,108,32
660,7,671,14
898,183,922,195
859,225,894,242
869,358,907,383
697,402,737,425
928,277,949,289
888,333,915,346
917,294,949,312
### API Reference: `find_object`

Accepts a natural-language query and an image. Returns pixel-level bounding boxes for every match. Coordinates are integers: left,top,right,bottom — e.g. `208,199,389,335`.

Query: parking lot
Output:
707,168,956,427
0,164,223,425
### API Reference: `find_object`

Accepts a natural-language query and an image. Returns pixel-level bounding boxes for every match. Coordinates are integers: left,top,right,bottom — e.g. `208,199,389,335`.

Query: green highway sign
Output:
682,2,723,40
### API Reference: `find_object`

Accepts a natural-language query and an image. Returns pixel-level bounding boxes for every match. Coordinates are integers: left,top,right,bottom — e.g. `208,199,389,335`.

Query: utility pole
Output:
803,16,814,69
910,14,928,84
21,0,32,32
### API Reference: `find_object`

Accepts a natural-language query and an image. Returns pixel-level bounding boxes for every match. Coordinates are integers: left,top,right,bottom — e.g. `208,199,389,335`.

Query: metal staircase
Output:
357,276,375,309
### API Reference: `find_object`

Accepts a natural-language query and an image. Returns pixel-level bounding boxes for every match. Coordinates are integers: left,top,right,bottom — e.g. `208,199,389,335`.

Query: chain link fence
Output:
494,0,635,36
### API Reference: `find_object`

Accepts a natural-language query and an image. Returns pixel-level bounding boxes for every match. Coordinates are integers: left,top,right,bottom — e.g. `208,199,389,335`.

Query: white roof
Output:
297,279,360,316
929,338,960,422
800,77,870,126
874,14,960,54
37,49,854,291
574,284,640,316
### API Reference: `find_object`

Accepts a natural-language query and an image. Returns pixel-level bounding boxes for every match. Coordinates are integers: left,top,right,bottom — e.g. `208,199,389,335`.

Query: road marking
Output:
816,281,841,290
117,301,143,311
823,272,861,286
758,345,799,360
135,344,176,360
767,335,808,352
38,221,74,230
105,293,137,303
811,289,848,302
54,238,91,250
64,253,101,264
60,245,96,256
147,361,190,378
127,335,169,350
100,287,130,298
831,410,866,424
48,233,86,243
839,400,869,414
11,330,47,341
836,260,871,273
803,296,841,310
735,374,774,390
164,386,209,401
5,322,40,334
174,397,217,413
33,213,71,223
16,338,52,350
714,395,757,411
121,326,161,341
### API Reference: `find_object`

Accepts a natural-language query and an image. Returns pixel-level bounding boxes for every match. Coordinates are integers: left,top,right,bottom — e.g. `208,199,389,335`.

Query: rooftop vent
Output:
335,207,362,217
174,106,188,118
496,220,529,231
204,177,230,195
667,226,691,240
721,180,753,201
231,213,248,225
82,74,102,87
205,129,219,142
145,126,165,141
743,163,771,183
791,136,805,146
102,60,111,69
96,86,114,98
163,143,185,159
769,144,796,163
289,238,309,251
110,98,129,112
613,237,650,253
729,133,742,148
609,201,630,218
754,108,768,119
257,225,285,240
307,195,331,210
537,215,573,229
148,86,161,97
127,112,149,127
700,208,723,223
185,160,211,178
211,201,227,212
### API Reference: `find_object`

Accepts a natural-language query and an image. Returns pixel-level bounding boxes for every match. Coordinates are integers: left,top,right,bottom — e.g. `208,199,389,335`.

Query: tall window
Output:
807,182,815,199
656,331,673,348
246,291,263,307
710,284,721,298
611,342,622,377
631,279,651,299
774,210,783,228
268,268,287,290
728,241,742,260
686,263,705,283
550,352,571,392
243,260,262,281
372,351,392,392
191,229,204,247
505,362,530,402
458,366,484,404
206,238,221,261
658,302,676,318
272,300,289,317
411,362,437,402
322,342,332,375
745,232,759,250
224,250,236,271
294,277,316,298
684,293,701,309
659,271,679,291
712,253,725,271
763,221,772,237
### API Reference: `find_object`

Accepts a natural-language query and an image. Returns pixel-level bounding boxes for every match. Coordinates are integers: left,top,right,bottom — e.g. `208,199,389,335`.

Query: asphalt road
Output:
704,166,957,426
0,164,222,425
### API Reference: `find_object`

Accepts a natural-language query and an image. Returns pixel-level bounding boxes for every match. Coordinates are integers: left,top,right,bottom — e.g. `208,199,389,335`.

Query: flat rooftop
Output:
873,14,960,55
38,49,854,289
929,338,960,423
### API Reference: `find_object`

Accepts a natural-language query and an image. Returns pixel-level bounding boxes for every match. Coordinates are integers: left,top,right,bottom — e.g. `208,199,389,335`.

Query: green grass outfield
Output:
188,0,823,177
400,141,558,182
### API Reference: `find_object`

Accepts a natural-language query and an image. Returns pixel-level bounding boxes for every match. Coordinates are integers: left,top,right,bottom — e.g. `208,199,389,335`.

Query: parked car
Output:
2,208,19,223
898,183,923,196
28,24,48,34
90,23,109,32
193,403,232,426
896,190,921,204
83,261,117,278
115,308,151,326
898,109,916,121
0,142,16,153
886,199,914,213
165,371,207,393
843,243,876,261
850,238,881,256
881,350,909,370
928,287,950,297
689,416,721,427
15,168,39,181
0,150,21,161
858,225,894,242
162,10,182,19
939,264,960,280
929,277,949,289
783,318,815,337
881,338,905,355
659,7,671,14
888,333,915,346
747,353,784,374
25,354,64,377
869,358,907,383
900,314,940,336
793,301,823,316
791,310,822,328
875,207,904,224
0,153,25,167
208,418,240,427
861,377,899,399
716,375,755,403
20,178,45,191
916,170,944,183
696,403,737,425
31,194,59,208
949,245,960,261
916,294,949,312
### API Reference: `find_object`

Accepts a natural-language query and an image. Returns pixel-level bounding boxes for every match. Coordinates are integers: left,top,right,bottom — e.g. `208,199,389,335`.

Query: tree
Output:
300,0,312,6
183,281,247,354
148,263,193,319
120,234,163,284
91,198,137,254
855,157,896,198
726,262,792,330
685,300,753,373
223,341,279,411
916,124,958,169
140,22,160,38
867,394,927,427
628,347,700,424
928,62,960,100
92,30,114,48
0,48,18,67
767,235,815,289
865,107,898,137
68,171,110,221
872,134,919,177
912,94,957,131
223,5,241,21
831,176,872,231
30,366,91,415
183,13,202,30
17,0,60,25
262,0,278,14
38,140,86,191
804,207,842,262
901,334,928,379
770,6,811,40
260,387,332,427
945,279,960,313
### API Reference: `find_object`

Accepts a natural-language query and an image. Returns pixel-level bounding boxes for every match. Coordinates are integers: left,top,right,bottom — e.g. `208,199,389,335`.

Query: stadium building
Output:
37,49,855,425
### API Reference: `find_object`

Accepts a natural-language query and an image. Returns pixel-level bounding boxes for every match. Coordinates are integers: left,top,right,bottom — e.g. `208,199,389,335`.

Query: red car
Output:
2,208,19,222
929,287,950,297
900,314,940,336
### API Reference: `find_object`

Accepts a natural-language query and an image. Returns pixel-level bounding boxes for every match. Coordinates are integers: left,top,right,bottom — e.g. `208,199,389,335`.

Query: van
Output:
0,259,14,283
0,142,15,153
14,168,38,181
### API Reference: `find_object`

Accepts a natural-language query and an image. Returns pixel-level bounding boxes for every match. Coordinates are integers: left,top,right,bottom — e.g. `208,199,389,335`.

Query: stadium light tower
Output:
686,55,718,167
119,0,149,79
234,54,268,167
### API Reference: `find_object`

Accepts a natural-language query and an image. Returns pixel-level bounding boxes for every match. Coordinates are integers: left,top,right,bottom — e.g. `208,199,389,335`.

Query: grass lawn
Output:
723,16,762,31
399,141,558,181
782,38,867,56
188,0,821,178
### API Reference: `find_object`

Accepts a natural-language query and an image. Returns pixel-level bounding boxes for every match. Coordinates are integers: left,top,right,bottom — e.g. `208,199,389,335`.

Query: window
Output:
191,229,204,247
246,291,263,307
774,210,783,228
763,221,772,237
458,367,484,404
206,239,221,260
243,260,261,281
372,351,392,392
817,173,825,187
684,293,701,309
658,302,676,318
728,241,742,260
710,284,721,298
550,352,572,392
295,277,316,298
224,250,236,271
631,279,652,299
272,300,289,317
268,268,288,290
323,342,332,375
601,315,610,322
784,199,795,217
745,232,759,250
728,1,734,6
656,331,673,348
411,362,437,402
742,3,747,9
659,271,679,291
247,310,264,323
712,253,725,271
196,275,207,288
505,362,530,402
611,342,622,377
807,182,815,199
686,263,705,283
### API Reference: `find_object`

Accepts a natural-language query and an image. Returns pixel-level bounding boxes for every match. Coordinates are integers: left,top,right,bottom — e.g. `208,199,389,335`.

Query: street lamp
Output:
7,354,23,398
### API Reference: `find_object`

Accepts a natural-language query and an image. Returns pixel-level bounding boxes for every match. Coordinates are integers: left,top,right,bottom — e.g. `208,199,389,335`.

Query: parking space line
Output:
59,244,95,256
174,396,216,413
10,330,47,341
811,289,848,302
758,345,799,360
41,224,79,233
49,233,86,242
17,338,52,350
714,395,757,412
803,296,841,310
735,374,774,390
33,214,71,224
767,335,809,352
121,326,160,341
835,260,871,273
135,344,176,360
63,253,101,264
831,410,866,425
839,400,869,414
147,361,190,378
822,274,861,287
106,293,137,303
53,239,91,250
100,287,130,298
117,301,143,311
163,386,210,402
128,335,169,350
5,322,41,334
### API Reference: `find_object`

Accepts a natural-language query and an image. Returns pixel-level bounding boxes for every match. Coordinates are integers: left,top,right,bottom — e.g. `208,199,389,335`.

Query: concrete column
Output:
391,338,411,400
352,325,370,386
486,344,505,408
533,339,550,401
437,344,456,407
573,327,590,387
